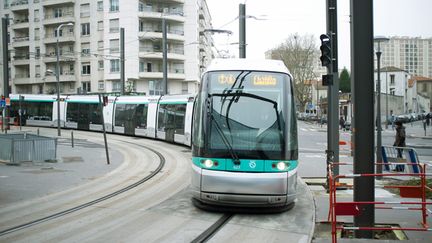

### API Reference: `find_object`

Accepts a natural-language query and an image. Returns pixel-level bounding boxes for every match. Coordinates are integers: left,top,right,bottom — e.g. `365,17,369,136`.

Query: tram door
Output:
115,104,136,136
158,104,186,143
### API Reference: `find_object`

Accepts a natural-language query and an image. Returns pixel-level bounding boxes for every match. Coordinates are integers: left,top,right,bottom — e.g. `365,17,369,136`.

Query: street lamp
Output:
374,36,390,176
56,22,73,136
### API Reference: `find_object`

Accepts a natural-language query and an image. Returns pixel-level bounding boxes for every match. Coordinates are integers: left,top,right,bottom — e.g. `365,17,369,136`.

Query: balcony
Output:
138,29,184,42
14,73,31,84
138,8,185,23
44,32,75,44
12,54,30,65
43,52,76,63
44,72,75,83
139,47,185,61
42,0,75,6
43,12,75,26
10,0,28,11
12,36,30,47
139,69,185,80
11,18,29,29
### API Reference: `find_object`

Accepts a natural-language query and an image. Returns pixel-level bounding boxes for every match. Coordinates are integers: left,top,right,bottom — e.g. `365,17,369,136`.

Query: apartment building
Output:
1,0,214,95
377,36,432,79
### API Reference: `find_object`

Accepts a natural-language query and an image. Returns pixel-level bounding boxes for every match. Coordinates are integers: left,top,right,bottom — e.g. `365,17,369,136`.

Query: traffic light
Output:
319,34,331,68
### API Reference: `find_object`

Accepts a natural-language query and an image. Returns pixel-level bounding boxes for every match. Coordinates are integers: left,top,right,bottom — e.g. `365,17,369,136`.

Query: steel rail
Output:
190,213,234,243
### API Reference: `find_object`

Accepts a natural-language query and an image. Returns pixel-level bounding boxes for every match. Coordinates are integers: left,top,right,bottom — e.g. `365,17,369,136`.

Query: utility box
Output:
0,133,57,164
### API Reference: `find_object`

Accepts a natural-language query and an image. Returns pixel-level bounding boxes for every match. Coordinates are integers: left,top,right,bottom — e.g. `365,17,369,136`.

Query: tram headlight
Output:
276,161,287,171
203,159,214,168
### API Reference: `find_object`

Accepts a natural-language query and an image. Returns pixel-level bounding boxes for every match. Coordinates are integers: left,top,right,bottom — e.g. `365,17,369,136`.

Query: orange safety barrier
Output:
327,162,432,243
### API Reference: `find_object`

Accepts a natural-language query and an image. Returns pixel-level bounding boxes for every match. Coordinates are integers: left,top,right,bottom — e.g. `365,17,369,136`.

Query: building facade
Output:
377,36,432,78
1,0,213,95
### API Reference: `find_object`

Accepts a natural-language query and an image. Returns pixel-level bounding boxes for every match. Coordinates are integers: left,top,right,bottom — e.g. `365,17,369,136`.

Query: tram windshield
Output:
196,71,297,160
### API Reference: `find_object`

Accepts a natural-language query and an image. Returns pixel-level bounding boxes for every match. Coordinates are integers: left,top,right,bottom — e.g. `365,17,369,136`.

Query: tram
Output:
191,59,298,211
7,93,195,146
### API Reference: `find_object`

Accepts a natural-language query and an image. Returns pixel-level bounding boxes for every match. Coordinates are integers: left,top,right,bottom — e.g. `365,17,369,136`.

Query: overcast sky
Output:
207,0,432,69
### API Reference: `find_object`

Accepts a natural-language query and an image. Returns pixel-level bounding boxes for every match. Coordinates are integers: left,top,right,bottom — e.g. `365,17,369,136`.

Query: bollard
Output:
424,121,427,136
37,128,40,136
71,130,74,148
24,132,27,139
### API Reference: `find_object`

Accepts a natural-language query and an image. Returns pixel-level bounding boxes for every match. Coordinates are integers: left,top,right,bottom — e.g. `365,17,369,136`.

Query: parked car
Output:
395,114,410,123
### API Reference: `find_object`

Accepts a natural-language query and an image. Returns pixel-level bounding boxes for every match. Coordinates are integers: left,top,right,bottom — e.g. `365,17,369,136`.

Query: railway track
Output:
191,213,234,243
0,140,166,237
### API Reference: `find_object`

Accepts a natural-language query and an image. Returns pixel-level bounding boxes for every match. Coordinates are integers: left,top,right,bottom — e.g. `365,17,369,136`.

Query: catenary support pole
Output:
351,0,375,238
162,18,168,95
120,28,125,95
239,4,246,58
2,18,9,133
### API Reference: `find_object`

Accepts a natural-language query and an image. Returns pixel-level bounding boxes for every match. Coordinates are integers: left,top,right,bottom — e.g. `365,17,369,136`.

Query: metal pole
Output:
120,28,125,95
56,25,62,137
162,18,168,95
239,4,246,58
98,94,110,165
376,49,383,177
326,0,339,178
71,130,74,148
2,18,9,133
351,0,375,238
19,95,22,131
385,70,388,129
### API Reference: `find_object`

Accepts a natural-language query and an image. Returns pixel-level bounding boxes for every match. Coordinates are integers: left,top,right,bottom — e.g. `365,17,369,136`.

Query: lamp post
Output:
56,22,73,136
374,36,389,176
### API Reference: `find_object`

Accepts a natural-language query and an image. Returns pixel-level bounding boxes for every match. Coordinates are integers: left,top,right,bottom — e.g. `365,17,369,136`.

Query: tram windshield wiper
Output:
206,95,240,165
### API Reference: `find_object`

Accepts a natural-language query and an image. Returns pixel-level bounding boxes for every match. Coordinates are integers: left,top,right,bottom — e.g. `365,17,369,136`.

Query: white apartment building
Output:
377,36,432,79
1,0,214,95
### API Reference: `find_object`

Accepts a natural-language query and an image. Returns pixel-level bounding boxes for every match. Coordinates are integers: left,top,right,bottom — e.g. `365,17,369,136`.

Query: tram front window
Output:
203,71,295,160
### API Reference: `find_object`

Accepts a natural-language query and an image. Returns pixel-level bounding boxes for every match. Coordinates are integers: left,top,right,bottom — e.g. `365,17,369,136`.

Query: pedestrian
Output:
339,116,345,130
393,121,406,172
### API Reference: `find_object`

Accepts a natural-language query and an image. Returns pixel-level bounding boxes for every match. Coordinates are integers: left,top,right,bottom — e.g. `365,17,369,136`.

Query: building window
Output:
98,81,104,90
82,63,91,75
109,19,119,33
82,82,91,92
98,41,104,50
97,21,104,31
54,8,63,18
139,61,145,72
97,1,103,11
35,47,40,59
80,3,90,17
422,83,428,92
149,80,163,95
110,59,120,73
181,82,188,94
110,0,119,12
34,28,40,40
69,64,74,74
54,28,63,37
112,81,121,91
110,39,119,53
81,43,90,56
390,74,395,85
98,60,104,70
81,23,90,36
34,10,39,22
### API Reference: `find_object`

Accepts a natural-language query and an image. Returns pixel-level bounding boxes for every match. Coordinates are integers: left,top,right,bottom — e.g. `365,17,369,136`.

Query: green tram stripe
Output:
192,157,298,173
11,99,54,102
159,101,188,105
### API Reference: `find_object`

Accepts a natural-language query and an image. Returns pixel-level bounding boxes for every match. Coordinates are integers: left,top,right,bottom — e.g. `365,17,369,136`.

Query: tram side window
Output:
157,104,185,134
89,104,102,124
114,104,126,126
23,102,53,121
66,103,80,122
135,104,148,128
10,101,53,121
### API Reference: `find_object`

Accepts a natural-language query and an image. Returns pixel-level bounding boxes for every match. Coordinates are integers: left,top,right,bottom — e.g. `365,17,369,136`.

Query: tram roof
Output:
205,58,291,75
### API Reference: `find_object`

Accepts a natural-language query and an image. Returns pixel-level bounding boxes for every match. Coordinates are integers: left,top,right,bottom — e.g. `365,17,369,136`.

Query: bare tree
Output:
268,34,319,112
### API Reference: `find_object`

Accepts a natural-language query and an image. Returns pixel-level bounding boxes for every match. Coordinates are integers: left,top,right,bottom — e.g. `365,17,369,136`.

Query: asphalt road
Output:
297,120,432,178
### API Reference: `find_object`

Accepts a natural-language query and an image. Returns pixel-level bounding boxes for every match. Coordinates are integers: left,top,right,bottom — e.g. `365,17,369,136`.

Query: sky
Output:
206,0,432,70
